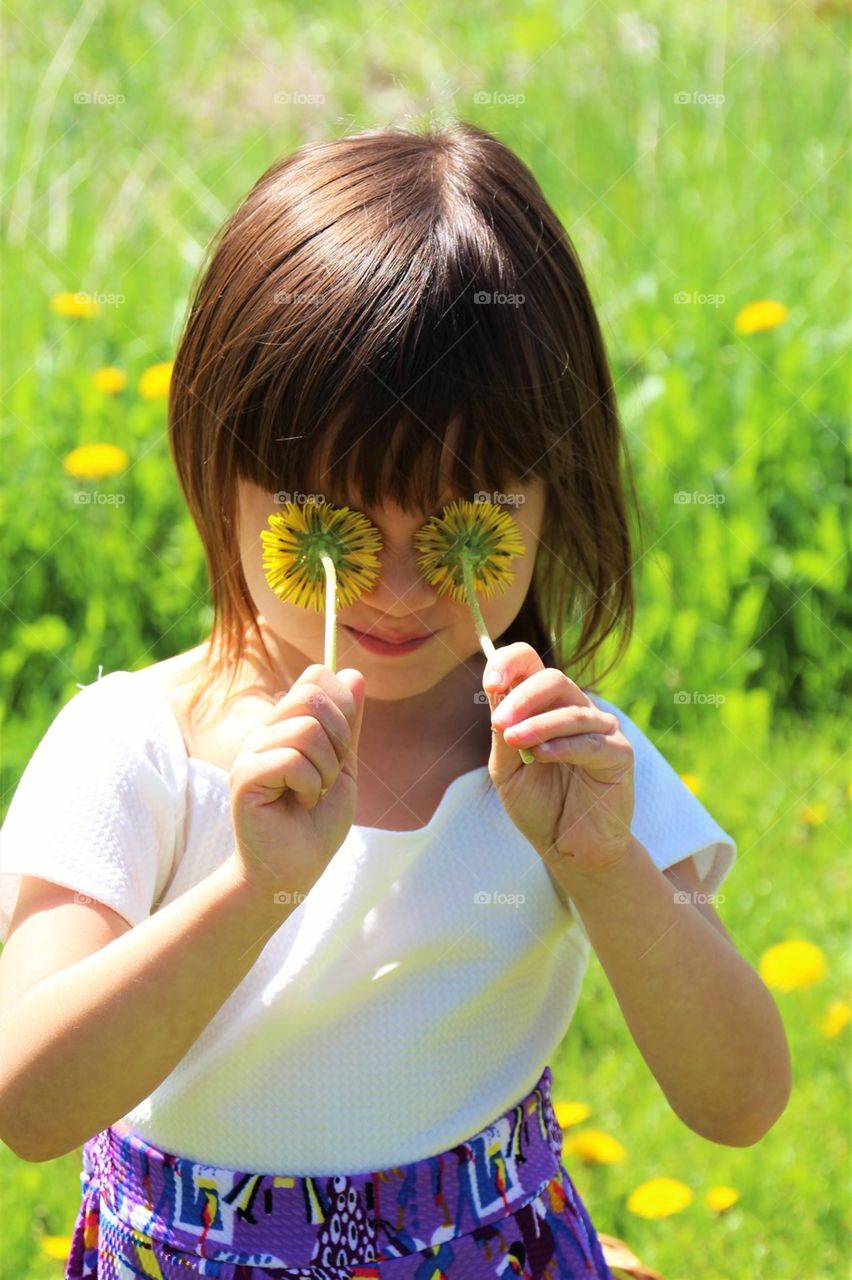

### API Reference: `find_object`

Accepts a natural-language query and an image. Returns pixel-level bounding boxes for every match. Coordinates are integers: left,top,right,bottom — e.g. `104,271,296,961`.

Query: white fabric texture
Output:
0,668,736,1174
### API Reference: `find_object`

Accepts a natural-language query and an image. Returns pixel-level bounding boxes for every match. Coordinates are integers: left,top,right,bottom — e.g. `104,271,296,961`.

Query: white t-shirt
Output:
0,667,736,1175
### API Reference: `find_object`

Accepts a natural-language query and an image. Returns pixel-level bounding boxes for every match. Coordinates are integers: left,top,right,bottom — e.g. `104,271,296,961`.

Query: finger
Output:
254,709,344,780
524,731,633,775
500,704,620,744
334,668,366,781
261,672,356,763
489,668,585,732
231,744,327,809
482,641,545,697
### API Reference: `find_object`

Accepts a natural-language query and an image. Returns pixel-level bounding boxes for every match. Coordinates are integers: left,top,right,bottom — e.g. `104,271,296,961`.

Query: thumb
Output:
335,667,366,778
484,681,522,787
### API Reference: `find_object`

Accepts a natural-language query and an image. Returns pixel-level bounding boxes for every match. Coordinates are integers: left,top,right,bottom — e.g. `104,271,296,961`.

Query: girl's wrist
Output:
549,835,651,911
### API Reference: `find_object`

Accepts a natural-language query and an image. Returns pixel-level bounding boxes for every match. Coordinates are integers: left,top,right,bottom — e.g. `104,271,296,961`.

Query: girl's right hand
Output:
228,663,365,906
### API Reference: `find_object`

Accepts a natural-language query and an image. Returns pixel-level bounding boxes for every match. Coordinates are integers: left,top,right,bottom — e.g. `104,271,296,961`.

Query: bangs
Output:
221,256,568,518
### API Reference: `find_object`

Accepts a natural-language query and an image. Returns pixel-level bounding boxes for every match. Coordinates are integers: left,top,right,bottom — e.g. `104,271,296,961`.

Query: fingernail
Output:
484,670,503,689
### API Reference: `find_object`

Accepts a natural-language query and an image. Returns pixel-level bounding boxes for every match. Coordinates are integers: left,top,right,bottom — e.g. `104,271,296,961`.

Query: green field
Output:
1,1,849,1276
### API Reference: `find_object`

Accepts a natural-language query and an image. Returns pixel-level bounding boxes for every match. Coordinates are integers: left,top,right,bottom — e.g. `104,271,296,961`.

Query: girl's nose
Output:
363,547,438,610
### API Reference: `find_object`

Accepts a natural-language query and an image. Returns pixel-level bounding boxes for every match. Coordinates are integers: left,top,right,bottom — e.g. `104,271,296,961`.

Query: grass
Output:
1,1,849,1276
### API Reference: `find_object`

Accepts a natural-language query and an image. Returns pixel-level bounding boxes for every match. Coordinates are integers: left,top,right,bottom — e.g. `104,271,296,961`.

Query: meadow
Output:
1,1,849,1276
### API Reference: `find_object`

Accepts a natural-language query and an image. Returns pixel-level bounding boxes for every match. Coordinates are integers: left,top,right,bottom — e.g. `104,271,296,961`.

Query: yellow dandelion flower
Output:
800,802,828,826
820,998,852,1038
138,361,174,400
63,443,129,480
627,1176,693,1219
553,1100,592,1128
261,498,382,671
414,498,532,763
706,1185,739,1213
50,290,99,318
733,300,789,335
562,1129,626,1164
680,772,702,794
40,1235,74,1260
759,939,827,991
92,366,127,395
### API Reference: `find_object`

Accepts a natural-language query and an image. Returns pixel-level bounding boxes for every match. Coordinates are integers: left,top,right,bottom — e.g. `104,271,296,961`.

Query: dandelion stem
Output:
461,558,534,765
320,552,337,672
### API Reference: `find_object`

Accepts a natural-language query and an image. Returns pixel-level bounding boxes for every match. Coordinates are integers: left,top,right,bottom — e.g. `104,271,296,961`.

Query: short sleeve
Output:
552,691,737,924
0,671,185,944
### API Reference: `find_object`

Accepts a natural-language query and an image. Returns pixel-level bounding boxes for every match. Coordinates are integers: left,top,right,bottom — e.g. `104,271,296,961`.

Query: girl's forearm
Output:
557,837,791,1146
0,856,288,1163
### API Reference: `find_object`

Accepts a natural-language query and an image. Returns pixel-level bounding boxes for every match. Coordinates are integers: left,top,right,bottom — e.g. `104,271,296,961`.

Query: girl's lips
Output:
341,625,435,656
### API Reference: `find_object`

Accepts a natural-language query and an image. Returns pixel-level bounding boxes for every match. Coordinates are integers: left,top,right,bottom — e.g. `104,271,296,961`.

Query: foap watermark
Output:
473,290,525,307
473,90,525,107
273,90,326,106
72,290,125,308
674,490,726,506
73,490,126,506
273,890,309,906
674,890,725,906
473,490,525,507
272,289,326,306
74,90,125,107
473,890,526,908
274,490,326,505
673,691,726,706
673,90,725,107
674,290,725,308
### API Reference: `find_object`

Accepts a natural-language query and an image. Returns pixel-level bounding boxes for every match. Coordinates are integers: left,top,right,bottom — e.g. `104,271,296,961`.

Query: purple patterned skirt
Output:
65,1063,614,1278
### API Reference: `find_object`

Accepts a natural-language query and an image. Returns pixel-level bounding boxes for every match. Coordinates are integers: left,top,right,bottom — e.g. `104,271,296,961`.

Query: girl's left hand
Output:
484,642,636,880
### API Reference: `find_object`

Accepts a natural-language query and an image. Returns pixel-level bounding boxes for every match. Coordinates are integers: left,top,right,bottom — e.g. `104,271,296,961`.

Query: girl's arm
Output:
560,835,792,1146
0,855,287,1162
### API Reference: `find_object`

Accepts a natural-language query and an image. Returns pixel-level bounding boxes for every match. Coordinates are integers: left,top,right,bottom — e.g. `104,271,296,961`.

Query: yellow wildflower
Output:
40,1235,73,1260
563,1129,626,1164
734,300,789,335
800,803,827,826
680,772,702,795
553,1101,592,1128
759,939,826,991
92,366,127,395
63,443,129,480
50,291,99,318
627,1176,693,1218
706,1185,739,1213
820,998,851,1038
138,361,174,400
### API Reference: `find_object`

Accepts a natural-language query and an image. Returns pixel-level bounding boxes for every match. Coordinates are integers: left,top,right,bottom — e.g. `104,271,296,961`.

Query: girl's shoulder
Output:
0,667,190,943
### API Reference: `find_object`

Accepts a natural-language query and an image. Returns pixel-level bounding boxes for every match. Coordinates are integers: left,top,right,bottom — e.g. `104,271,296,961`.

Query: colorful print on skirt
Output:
65,1063,614,1278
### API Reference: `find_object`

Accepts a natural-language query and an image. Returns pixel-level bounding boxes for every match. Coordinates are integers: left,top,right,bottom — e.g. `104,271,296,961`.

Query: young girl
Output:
0,121,790,1279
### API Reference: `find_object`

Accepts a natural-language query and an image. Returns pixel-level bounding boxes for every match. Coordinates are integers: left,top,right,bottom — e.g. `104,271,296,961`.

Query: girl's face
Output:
237,472,547,701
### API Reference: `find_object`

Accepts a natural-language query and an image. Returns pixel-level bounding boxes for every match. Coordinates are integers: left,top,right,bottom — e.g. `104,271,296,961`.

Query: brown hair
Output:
168,120,643,724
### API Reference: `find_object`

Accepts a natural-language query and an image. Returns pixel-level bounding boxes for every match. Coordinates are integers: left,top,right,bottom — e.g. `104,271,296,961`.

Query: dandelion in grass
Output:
627,1176,693,1219
139,361,174,400
734,299,789,335
63,443,129,480
759,938,826,991
261,498,382,672
92,366,127,395
50,291,98,318
414,498,534,764
705,1185,740,1214
562,1129,626,1164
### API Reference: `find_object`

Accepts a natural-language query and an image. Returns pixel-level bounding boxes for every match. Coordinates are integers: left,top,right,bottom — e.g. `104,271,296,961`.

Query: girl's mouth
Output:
341,625,436,656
